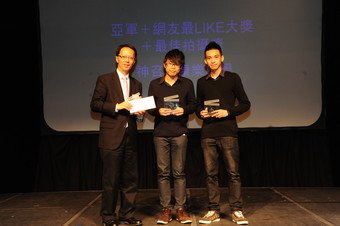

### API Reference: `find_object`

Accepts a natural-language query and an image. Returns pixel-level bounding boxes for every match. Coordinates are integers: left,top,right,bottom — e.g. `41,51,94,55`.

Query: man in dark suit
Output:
91,44,144,226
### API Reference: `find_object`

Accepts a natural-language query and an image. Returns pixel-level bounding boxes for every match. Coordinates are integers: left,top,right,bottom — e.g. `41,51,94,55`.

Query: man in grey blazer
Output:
91,44,144,226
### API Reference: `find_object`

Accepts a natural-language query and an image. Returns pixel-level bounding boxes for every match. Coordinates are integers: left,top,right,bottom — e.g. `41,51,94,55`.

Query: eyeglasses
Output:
118,55,135,61
165,62,180,67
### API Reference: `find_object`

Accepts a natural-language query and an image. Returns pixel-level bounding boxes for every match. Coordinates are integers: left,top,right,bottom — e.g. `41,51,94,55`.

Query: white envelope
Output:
129,96,156,113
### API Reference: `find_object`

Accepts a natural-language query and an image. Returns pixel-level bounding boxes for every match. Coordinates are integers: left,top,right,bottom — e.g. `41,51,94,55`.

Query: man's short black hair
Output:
204,41,223,56
163,48,185,68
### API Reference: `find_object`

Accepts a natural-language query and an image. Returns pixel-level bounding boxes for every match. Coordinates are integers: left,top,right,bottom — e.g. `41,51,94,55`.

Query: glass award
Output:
164,94,179,110
204,99,220,114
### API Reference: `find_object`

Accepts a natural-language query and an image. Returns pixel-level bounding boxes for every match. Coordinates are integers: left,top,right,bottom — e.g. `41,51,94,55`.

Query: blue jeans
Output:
154,135,188,209
201,136,243,212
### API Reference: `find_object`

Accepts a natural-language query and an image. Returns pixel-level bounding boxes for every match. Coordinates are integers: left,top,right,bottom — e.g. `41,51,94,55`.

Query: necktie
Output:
123,77,129,100
122,77,129,128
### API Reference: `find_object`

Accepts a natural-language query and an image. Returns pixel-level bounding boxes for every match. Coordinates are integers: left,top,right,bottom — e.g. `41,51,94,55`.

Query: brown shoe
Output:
157,208,172,224
176,207,192,224
199,210,220,224
230,211,248,225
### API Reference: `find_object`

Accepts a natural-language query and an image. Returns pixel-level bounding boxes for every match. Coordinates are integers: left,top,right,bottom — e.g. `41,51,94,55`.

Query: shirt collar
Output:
158,75,182,84
205,70,225,80
116,69,129,80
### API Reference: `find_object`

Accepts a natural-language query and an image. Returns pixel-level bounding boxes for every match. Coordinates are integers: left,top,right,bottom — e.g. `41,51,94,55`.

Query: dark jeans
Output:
154,134,188,209
201,136,243,212
100,132,138,222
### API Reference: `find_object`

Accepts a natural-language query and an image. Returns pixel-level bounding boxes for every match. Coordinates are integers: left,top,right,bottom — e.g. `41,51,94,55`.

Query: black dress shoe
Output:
103,219,119,226
119,217,142,225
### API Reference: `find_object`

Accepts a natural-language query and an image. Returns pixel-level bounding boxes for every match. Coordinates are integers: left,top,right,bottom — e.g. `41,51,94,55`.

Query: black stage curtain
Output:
35,129,333,192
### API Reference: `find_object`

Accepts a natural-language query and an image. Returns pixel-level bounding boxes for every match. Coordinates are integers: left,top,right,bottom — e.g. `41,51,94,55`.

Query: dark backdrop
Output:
1,0,339,193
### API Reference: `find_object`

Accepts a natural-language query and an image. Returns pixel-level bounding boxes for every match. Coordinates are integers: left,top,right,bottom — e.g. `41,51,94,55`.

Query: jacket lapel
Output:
110,71,125,102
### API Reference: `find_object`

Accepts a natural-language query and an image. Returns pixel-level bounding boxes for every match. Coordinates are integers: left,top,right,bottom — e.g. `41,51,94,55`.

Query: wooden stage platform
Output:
0,187,339,225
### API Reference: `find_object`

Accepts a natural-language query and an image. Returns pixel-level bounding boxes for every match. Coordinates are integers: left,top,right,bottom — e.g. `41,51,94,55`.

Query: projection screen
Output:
39,0,322,132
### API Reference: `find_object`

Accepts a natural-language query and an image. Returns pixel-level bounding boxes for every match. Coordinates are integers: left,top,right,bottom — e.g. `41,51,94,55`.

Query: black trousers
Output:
100,131,138,222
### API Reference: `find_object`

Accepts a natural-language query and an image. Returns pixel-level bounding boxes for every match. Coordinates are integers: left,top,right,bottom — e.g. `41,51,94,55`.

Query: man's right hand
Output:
116,101,133,111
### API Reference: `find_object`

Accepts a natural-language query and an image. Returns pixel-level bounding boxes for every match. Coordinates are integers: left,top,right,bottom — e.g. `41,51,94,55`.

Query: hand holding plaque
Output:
204,99,220,115
164,94,179,112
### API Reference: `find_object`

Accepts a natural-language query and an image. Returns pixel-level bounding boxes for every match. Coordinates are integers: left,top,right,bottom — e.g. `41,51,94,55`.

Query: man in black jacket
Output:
91,44,144,226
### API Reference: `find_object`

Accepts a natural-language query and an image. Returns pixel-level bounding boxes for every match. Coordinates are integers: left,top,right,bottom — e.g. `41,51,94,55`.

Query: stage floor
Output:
0,187,339,225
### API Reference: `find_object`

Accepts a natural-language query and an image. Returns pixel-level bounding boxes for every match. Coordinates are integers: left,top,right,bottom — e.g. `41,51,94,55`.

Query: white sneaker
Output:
199,210,220,224
230,211,248,225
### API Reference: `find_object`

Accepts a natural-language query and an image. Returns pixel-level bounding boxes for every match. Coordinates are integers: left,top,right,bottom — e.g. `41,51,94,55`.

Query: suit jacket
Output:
90,71,142,150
